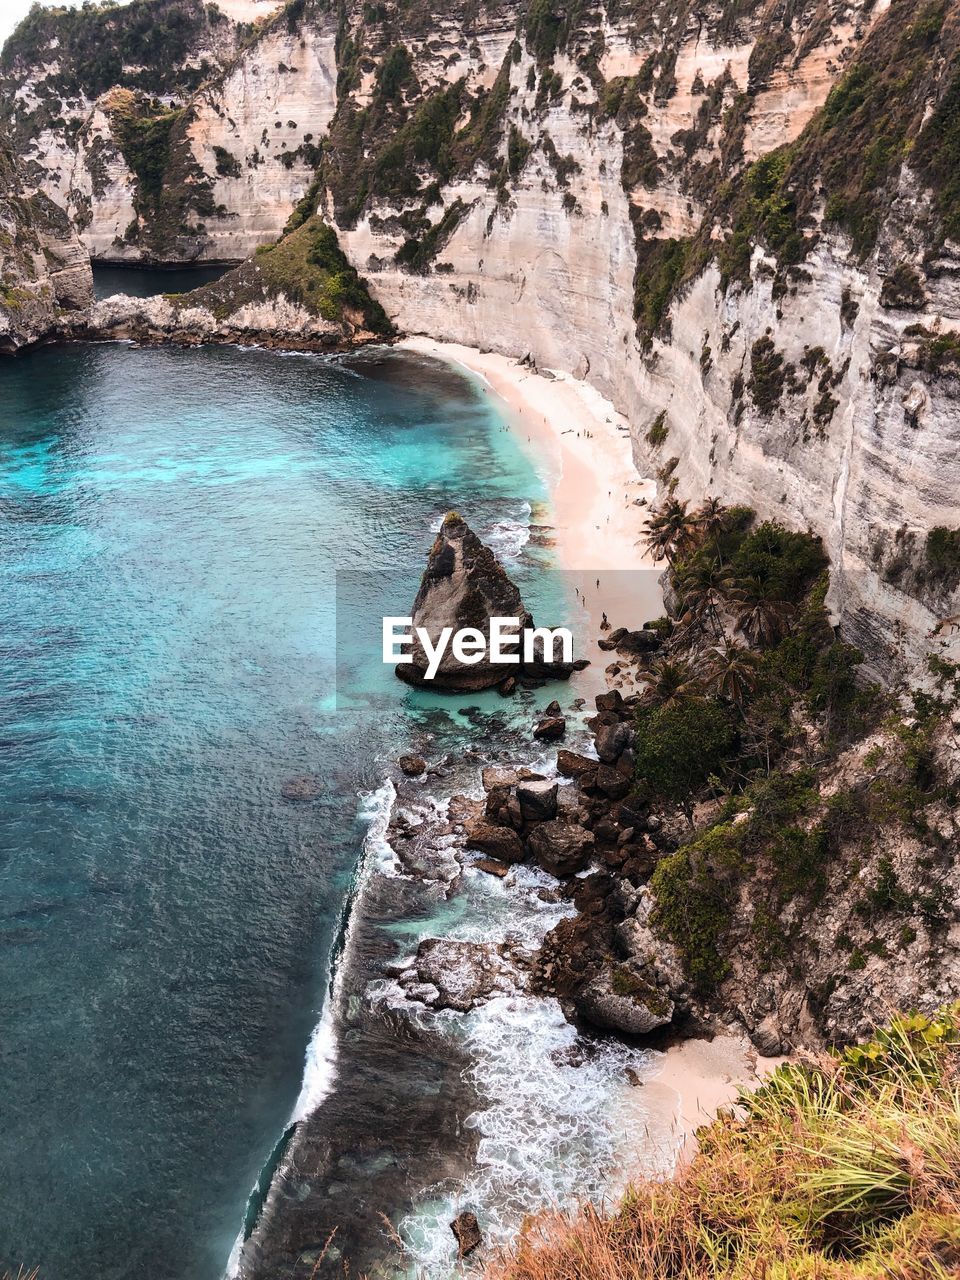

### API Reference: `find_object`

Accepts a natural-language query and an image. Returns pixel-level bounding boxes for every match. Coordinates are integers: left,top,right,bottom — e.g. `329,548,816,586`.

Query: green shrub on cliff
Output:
488,1007,960,1280
634,696,737,811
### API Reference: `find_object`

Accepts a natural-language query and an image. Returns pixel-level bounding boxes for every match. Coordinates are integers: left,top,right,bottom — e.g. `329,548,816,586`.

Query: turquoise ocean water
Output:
0,339,560,1280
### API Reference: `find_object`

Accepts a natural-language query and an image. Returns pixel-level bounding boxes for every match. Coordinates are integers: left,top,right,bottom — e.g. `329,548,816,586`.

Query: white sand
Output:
638,1035,790,1164
401,339,789,1173
400,337,662,679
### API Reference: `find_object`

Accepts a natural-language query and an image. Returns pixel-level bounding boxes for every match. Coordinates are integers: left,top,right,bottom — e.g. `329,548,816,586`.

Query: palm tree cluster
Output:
639,497,798,711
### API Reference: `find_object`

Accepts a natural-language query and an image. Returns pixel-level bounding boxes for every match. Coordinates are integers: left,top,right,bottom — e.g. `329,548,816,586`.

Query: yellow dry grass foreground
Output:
486,1009,960,1280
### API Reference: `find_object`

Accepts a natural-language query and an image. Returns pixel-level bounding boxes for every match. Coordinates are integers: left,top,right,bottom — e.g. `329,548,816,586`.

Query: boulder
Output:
517,778,558,822
594,763,631,799
616,629,661,655
395,513,583,689
398,754,427,776
482,765,521,790
412,938,525,1012
556,749,599,778
474,857,510,878
450,1211,482,1258
595,721,634,763
545,699,563,717
533,715,566,741
464,818,525,863
598,627,627,651
595,689,628,717
527,821,595,876
574,964,674,1035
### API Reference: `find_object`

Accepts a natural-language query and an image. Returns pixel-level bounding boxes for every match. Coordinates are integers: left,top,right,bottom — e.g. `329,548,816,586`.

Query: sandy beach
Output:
402,338,791,1175
400,337,662,676
637,1035,790,1165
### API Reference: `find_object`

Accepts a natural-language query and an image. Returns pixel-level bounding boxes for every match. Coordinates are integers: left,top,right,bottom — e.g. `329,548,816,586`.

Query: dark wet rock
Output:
451,1211,482,1258
545,699,563,717
533,715,566,741
527,821,595,876
398,754,427,776
474,857,510,878
595,689,628,718
616,629,661,656
498,675,517,696
595,721,634,764
517,778,558,822
597,627,627,651
594,763,631,799
409,938,527,1012
556,749,599,778
574,964,674,1036
593,818,621,845
396,513,583,690
463,818,525,863
280,775,322,801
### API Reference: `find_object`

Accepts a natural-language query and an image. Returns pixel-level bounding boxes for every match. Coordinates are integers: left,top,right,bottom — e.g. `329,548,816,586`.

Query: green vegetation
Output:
489,1008,960,1280
2,0,219,97
188,216,392,335
634,697,738,813
630,498,947,994
645,410,668,447
394,198,468,272
212,145,241,178
107,91,184,211
747,335,786,412
632,236,690,344
926,526,960,581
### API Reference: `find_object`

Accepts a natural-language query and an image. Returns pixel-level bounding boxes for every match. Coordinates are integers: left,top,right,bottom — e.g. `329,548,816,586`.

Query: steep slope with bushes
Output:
489,1009,960,1280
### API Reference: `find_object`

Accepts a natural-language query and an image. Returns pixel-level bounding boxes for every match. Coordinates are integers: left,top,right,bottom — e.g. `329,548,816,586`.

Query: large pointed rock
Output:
395,512,586,691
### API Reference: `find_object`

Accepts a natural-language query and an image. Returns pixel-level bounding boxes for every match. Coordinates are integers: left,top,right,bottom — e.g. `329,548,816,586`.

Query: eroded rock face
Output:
0,140,93,352
573,964,674,1037
400,937,531,1011
395,513,582,690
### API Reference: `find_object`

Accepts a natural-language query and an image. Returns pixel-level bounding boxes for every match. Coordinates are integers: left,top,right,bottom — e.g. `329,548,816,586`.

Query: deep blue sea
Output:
0,340,559,1280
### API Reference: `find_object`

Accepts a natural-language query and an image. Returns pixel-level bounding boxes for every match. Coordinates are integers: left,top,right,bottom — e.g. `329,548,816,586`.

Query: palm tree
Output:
643,498,699,566
640,656,702,707
706,642,760,709
696,496,729,563
673,558,734,640
731,578,795,647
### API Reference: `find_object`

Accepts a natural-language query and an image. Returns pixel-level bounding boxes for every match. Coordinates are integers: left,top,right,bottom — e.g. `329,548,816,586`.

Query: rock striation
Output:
0,138,92,352
395,512,585,690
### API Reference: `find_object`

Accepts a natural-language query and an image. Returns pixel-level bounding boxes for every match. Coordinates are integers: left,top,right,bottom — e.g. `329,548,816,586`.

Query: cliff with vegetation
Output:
0,134,91,352
5,0,955,673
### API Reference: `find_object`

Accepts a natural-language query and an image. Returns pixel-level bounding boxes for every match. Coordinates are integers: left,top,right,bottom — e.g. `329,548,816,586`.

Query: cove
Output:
0,340,548,1280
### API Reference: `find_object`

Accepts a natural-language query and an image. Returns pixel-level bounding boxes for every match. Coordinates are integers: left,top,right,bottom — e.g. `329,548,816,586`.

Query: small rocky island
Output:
394,512,587,691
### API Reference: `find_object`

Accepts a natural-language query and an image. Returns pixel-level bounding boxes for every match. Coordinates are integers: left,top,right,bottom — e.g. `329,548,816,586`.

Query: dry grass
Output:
486,1010,960,1280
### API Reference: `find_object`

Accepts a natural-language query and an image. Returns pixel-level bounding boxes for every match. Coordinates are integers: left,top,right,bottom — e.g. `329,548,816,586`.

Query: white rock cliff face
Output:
324,1,959,673
3,0,958,669
182,19,339,260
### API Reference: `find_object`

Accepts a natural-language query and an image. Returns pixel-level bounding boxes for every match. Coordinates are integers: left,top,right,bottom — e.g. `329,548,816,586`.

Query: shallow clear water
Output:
0,341,549,1280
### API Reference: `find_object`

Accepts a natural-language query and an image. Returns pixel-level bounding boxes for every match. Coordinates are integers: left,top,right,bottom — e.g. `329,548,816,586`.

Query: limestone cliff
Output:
3,0,960,672
0,137,91,352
